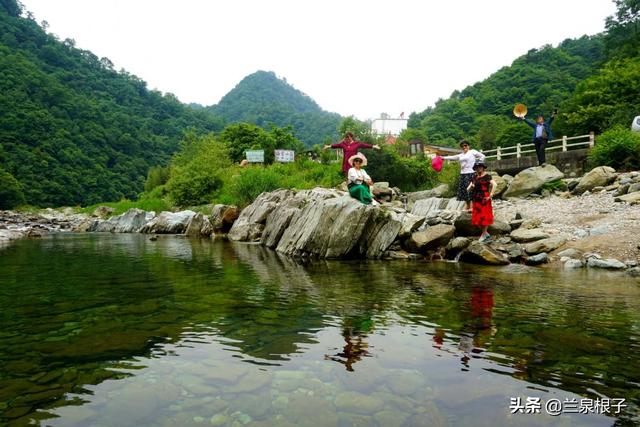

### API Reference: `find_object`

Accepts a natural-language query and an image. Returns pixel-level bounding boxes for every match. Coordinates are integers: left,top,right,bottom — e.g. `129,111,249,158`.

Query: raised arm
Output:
547,114,555,125
522,118,536,128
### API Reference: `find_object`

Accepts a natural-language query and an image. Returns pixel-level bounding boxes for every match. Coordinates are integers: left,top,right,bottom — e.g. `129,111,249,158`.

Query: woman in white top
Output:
347,153,373,205
442,140,486,211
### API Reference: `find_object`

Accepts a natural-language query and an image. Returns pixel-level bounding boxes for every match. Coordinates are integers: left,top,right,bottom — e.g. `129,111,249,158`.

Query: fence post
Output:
589,132,595,148
496,146,501,160
562,135,567,152
516,143,521,158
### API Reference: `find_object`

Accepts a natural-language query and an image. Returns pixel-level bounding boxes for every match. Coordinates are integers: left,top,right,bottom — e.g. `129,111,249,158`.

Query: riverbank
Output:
2,165,640,276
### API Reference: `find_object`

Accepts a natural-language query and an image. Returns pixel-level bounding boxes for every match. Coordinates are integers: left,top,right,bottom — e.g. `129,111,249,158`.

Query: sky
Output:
22,0,617,120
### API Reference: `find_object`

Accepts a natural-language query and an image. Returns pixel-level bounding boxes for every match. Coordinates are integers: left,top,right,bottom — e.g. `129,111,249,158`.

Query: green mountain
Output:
408,35,607,150
0,0,224,207
410,0,640,151
208,71,341,147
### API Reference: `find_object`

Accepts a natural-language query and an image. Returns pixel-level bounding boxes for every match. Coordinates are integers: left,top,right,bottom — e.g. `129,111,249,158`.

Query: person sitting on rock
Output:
323,131,380,176
347,153,373,205
442,140,485,212
467,161,495,243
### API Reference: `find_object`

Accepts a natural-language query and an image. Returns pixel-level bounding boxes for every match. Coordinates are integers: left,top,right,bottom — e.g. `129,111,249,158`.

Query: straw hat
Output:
348,152,368,167
513,103,527,118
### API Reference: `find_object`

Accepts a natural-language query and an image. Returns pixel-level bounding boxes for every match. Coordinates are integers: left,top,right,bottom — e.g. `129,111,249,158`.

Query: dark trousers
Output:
534,138,547,165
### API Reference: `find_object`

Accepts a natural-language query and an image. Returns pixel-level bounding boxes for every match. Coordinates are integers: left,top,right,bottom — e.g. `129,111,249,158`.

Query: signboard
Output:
274,149,295,163
245,150,264,163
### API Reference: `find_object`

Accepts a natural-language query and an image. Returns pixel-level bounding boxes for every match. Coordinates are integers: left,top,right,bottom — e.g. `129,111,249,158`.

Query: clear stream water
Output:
0,234,639,427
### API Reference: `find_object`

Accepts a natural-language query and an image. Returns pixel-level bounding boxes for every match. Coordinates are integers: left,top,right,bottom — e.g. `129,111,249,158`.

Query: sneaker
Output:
479,234,492,243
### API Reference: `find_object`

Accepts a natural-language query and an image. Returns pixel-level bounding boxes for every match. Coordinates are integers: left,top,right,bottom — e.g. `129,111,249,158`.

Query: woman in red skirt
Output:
467,161,496,243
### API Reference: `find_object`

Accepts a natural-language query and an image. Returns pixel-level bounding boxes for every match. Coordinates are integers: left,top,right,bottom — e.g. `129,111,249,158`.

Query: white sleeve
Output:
347,168,357,183
363,170,371,182
472,150,485,161
442,154,460,161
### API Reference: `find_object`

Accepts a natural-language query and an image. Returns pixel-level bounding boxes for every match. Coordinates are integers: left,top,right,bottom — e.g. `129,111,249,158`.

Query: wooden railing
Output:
482,132,595,160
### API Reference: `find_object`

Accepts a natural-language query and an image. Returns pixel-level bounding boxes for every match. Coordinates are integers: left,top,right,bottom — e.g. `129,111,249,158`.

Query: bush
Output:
365,148,438,191
144,166,170,192
217,159,343,207
589,126,640,170
166,134,231,206
0,168,26,209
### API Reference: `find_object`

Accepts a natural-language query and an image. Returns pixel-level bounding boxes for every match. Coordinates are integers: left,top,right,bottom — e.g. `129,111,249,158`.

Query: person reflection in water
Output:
325,316,373,372
459,285,496,370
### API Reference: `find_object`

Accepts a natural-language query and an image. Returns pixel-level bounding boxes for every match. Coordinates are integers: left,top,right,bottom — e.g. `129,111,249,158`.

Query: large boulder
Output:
139,210,196,234
503,165,565,198
185,213,213,237
275,195,401,259
459,242,510,265
489,172,508,199
573,166,617,195
453,212,510,236
210,204,239,233
404,224,455,253
615,192,640,205
95,208,154,233
510,228,549,243
397,212,426,239
228,189,295,241
524,234,568,255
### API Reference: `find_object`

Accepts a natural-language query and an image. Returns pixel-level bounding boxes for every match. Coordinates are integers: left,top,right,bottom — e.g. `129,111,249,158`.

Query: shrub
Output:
589,126,640,170
166,134,231,206
364,148,438,191
80,198,171,216
0,168,26,209
144,166,170,192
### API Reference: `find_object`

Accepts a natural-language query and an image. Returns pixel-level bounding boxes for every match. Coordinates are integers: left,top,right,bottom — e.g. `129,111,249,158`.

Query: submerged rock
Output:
586,257,627,270
525,252,549,265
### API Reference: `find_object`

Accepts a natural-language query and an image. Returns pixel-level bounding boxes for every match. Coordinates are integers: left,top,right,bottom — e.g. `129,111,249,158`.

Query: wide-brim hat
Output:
348,153,368,167
473,161,486,171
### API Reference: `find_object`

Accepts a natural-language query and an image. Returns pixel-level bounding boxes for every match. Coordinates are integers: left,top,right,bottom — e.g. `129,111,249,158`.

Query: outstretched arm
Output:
522,118,536,128
442,154,461,161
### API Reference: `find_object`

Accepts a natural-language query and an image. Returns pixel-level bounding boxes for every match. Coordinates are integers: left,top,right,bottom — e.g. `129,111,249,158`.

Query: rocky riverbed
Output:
2,165,640,275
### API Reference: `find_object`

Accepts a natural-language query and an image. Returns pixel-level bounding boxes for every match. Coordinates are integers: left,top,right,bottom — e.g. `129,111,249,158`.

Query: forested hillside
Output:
208,71,341,147
408,0,640,149
0,0,224,206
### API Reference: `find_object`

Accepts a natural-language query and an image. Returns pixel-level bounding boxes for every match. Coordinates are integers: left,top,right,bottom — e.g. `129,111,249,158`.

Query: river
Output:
1,234,639,426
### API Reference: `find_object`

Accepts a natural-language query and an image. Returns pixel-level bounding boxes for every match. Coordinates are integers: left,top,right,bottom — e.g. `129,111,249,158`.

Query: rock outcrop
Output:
404,224,455,254
453,212,510,236
210,204,239,233
95,208,154,233
503,165,564,198
140,210,196,234
228,190,294,242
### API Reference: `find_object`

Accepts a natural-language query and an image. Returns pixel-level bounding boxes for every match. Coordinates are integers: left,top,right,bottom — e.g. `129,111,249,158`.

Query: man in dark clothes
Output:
518,110,557,166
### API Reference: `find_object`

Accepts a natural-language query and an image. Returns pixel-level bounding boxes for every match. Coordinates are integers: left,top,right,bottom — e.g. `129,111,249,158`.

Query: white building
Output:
371,113,408,136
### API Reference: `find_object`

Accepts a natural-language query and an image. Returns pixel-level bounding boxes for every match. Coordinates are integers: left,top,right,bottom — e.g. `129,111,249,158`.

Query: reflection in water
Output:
0,234,639,426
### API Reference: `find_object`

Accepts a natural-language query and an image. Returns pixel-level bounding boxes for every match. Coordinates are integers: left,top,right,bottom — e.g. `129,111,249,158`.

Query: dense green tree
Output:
0,6,224,206
0,167,25,209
